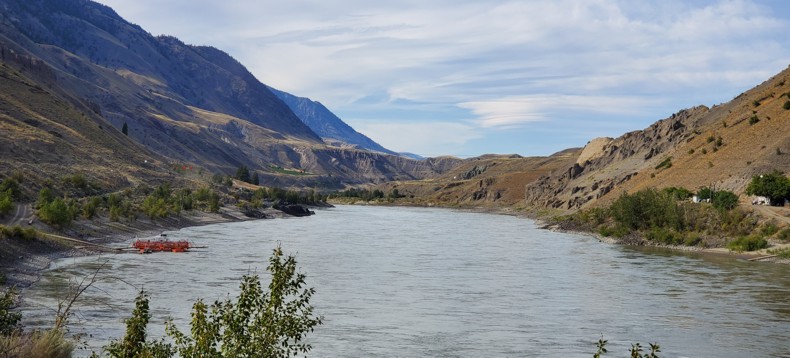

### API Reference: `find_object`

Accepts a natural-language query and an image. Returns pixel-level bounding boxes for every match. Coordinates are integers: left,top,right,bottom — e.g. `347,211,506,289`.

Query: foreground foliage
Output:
96,246,322,357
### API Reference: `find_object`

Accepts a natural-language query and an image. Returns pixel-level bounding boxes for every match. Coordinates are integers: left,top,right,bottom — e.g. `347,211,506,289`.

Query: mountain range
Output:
0,0,454,195
0,0,787,215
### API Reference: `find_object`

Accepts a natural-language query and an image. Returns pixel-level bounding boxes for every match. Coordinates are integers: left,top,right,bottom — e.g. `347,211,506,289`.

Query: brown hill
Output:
525,65,790,212
375,150,580,209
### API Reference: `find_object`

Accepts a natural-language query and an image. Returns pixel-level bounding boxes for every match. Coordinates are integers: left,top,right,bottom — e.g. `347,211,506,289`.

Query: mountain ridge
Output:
0,0,457,191
268,87,398,155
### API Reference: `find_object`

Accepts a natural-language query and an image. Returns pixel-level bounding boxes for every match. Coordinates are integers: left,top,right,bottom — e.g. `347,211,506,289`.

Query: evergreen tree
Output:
251,172,259,185
121,122,128,136
235,166,251,183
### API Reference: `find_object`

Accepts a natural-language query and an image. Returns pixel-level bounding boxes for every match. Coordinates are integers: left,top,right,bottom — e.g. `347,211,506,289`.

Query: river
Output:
20,205,790,357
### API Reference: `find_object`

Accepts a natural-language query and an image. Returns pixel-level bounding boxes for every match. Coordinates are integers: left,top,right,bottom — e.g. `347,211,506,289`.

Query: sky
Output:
95,0,790,158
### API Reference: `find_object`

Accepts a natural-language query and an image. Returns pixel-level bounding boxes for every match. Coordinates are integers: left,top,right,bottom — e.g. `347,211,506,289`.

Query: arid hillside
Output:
525,65,790,213
373,150,581,210
0,0,458,192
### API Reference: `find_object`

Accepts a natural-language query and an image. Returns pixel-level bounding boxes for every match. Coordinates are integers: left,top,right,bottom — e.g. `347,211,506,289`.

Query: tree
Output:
235,166,251,183
103,291,172,358
104,246,322,358
0,288,21,335
251,172,259,186
39,197,73,228
168,246,323,357
745,170,790,206
121,122,128,136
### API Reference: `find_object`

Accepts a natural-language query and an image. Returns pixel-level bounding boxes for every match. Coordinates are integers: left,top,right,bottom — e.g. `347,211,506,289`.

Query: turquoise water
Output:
21,205,790,357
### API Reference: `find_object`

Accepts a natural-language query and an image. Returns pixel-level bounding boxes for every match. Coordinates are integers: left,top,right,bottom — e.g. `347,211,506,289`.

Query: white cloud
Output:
459,95,661,128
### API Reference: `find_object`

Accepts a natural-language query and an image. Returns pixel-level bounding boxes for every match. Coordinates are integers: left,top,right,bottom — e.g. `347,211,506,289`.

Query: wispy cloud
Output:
96,0,790,156
459,95,661,128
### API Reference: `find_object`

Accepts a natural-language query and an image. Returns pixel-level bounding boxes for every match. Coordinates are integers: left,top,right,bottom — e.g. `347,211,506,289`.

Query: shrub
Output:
749,116,760,125
0,225,37,240
0,178,21,200
0,329,73,358
38,198,73,228
760,222,779,237
654,157,672,170
598,225,629,238
783,100,790,110
0,190,12,216
778,228,790,241
103,246,322,358
683,233,702,247
646,227,683,245
0,288,21,335
711,190,739,211
609,189,685,231
662,187,693,200
727,235,768,252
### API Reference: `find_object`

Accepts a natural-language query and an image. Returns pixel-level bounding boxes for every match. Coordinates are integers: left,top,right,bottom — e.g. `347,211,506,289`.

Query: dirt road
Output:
751,204,790,225
3,203,32,226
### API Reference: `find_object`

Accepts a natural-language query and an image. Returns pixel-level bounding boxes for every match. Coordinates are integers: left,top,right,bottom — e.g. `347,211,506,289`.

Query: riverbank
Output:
538,219,790,265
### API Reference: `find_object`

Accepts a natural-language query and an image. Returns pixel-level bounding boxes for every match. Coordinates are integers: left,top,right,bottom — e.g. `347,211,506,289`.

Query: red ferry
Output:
132,234,191,253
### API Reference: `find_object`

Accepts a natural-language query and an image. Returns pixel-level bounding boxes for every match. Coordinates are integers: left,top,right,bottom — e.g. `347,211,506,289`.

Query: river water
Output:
20,205,790,357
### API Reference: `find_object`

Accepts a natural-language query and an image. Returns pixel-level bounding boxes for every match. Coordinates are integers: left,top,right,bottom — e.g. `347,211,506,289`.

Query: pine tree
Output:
121,122,128,136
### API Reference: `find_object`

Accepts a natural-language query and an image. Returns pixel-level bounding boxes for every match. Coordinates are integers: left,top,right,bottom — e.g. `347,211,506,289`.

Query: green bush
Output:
609,189,684,231
103,246,322,358
0,190,12,216
727,235,768,252
645,227,683,245
760,222,779,237
598,225,629,238
778,228,790,241
654,157,672,170
711,190,739,211
0,288,21,335
783,100,790,110
38,198,73,228
0,225,38,240
683,233,702,247
749,116,760,125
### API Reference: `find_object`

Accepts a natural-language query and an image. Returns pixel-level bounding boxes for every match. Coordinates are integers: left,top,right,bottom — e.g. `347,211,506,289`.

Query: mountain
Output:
523,65,790,212
268,87,398,155
0,0,458,191
382,66,790,213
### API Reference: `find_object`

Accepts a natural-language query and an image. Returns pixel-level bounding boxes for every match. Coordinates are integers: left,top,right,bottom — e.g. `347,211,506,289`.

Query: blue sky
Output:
96,0,790,157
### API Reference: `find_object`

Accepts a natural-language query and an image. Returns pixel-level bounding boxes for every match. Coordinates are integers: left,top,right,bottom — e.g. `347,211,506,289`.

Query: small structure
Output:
132,233,192,253
751,196,771,206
